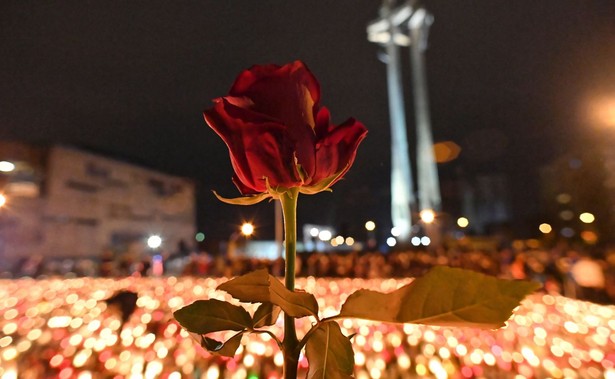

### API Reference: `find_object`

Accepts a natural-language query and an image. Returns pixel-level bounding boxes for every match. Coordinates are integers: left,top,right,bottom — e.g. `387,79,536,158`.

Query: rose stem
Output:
280,188,300,379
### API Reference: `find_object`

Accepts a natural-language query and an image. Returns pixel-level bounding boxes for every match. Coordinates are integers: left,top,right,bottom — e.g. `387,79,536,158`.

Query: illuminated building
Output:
0,141,195,270
540,148,614,243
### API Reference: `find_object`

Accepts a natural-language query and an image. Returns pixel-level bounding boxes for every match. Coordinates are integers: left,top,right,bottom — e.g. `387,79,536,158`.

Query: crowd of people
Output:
6,242,615,304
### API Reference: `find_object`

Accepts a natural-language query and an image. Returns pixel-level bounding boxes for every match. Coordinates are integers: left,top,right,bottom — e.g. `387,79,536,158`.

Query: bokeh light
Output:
241,222,254,236
580,212,595,224
457,217,469,228
146,235,162,249
0,160,15,172
539,223,552,234
0,277,613,378
420,209,436,224
365,221,376,231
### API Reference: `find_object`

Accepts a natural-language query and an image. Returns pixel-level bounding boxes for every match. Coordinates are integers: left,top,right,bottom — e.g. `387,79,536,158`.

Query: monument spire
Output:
367,0,441,243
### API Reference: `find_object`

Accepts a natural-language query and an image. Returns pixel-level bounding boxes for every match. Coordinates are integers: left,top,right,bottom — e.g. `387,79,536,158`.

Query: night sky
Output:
1,1,614,246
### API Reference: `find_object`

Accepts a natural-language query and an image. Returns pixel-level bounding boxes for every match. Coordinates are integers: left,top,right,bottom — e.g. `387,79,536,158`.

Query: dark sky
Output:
1,1,614,244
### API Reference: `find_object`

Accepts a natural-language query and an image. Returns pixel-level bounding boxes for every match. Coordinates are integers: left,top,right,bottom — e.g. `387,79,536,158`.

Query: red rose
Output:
205,61,367,203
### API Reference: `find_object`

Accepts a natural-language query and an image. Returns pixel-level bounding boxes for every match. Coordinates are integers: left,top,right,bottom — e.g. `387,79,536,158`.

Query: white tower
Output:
367,0,441,243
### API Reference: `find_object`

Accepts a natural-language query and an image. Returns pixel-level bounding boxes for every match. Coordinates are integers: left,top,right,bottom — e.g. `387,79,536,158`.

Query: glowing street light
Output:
365,221,376,231
147,235,162,249
0,161,15,172
309,227,319,237
539,223,552,234
420,209,436,224
318,230,332,241
241,222,254,237
390,226,401,237
457,217,469,228
579,212,595,224
588,96,615,128
386,237,397,247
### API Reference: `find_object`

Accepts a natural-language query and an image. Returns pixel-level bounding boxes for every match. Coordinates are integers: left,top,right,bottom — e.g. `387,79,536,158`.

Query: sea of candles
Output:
0,276,614,378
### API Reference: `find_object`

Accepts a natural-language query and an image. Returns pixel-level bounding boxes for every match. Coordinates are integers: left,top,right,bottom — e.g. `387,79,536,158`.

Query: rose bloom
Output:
205,61,367,201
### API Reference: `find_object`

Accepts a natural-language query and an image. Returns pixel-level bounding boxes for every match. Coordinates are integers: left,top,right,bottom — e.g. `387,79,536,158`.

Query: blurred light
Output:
309,227,319,237
335,236,344,245
195,232,205,242
556,193,571,204
579,212,595,224
559,210,574,221
457,217,469,228
411,236,421,246
318,230,332,241
206,365,220,379
433,141,461,163
560,227,575,238
580,230,598,244
241,222,254,236
526,239,540,249
386,237,397,247
0,194,6,208
420,209,436,224
0,161,15,172
588,96,615,128
391,226,401,237
365,221,376,231
539,223,552,234
421,236,431,246
345,237,355,246
147,235,162,249
0,272,613,378
243,354,255,368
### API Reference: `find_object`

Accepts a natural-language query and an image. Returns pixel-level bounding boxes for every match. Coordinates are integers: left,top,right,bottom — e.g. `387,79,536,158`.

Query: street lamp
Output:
0,161,15,173
539,223,552,234
147,235,162,249
364,221,376,231
579,212,595,224
228,222,255,258
457,217,469,228
241,222,254,237
419,209,436,224
364,220,377,250
318,230,332,241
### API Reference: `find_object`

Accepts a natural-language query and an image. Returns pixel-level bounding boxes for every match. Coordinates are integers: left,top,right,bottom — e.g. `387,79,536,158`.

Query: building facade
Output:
0,142,195,270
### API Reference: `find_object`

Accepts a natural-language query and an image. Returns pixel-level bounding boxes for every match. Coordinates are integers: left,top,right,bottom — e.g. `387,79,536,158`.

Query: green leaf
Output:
201,332,243,357
173,299,252,334
217,269,271,303
217,269,319,318
213,191,271,205
339,266,540,329
305,321,355,379
253,302,282,328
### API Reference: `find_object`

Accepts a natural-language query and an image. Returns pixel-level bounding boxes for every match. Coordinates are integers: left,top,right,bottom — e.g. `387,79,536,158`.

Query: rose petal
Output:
229,63,320,172
312,118,367,186
205,99,300,193
230,61,320,109
244,130,299,190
